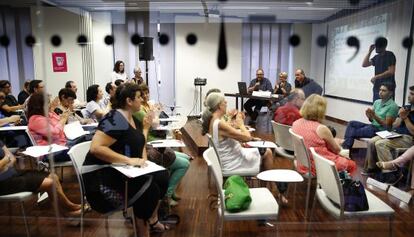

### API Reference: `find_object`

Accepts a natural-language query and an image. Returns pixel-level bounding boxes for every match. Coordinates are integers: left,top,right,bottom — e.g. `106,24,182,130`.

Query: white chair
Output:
67,141,92,237
203,147,279,237
25,129,72,181
289,128,315,220
0,191,36,237
206,134,259,177
68,141,151,237
271,121,295,159
309,148,395,237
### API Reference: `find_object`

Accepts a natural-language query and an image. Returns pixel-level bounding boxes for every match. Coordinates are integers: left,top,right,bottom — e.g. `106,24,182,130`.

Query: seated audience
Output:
342,83,399,150
292,94,356,176
27,93,73,161
377,145,414,189
114,79,125,87
18,80,30,105
243,68,273,124
111,60,128,83
203,92,288,204
65,80,86,108
85,84,107,121
57,88,93,125
0,140,82,217
83,83,169,236
133,84,189,206
0,80,24,116
294,69,323,97
23,80,44,112
362,86,414,179
130,67,145,85
273,89,305,126
273,72,292,98
102,82,116,110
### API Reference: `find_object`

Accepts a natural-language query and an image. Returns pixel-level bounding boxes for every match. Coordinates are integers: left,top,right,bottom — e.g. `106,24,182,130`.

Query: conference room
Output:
0,0,414,236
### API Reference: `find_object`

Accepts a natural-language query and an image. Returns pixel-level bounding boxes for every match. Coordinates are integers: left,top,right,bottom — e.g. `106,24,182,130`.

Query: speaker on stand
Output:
139,37,154,85
194,78,207,115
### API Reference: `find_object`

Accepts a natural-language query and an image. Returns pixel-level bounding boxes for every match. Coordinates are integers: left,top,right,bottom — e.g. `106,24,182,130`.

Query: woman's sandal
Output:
149,220,170,233
376,161,397,170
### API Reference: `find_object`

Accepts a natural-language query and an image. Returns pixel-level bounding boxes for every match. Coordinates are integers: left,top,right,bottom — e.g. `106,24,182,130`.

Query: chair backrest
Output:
203,147,226,214
271,121,293,151
25,129,37,146
206,133,223,167
289,128,312,170
310,148,344,213
68,141,91,172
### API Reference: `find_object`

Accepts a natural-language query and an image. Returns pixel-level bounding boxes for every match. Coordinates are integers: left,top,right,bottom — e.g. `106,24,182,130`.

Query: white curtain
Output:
242,23,291,86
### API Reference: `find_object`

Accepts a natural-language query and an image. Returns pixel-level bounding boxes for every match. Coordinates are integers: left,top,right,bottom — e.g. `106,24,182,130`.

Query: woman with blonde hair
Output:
292,94,356,176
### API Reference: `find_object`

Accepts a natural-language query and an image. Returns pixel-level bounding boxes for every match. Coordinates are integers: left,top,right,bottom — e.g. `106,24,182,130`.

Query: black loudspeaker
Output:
139,37,154,61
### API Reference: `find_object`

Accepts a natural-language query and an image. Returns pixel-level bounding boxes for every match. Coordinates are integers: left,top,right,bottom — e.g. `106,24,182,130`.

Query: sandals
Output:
376,161,397,171
149,220,170,233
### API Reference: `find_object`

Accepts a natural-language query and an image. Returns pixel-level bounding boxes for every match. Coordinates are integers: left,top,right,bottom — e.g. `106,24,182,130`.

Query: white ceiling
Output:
2,0,386,22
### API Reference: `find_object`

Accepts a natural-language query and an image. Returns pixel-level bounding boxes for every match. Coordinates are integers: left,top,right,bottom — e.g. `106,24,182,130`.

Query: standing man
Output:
294,69,322,98
362,38,396,102
243,68,273,124
274,72,292,98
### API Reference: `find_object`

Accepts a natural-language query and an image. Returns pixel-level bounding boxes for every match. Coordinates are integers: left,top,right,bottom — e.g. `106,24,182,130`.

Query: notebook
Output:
376,131,402,139
238,82,248,96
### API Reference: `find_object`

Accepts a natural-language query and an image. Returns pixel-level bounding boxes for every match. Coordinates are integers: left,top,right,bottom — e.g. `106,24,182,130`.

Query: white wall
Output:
91,12,114,91
31,7,84,98
175,21,241,116
290,23,312,83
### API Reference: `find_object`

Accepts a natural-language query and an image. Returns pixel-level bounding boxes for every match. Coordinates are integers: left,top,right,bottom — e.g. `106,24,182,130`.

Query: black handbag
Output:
339,171,369,212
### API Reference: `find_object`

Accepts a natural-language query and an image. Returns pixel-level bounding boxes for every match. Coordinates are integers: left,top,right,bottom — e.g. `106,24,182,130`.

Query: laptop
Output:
159,111,169,126
238,82,248,96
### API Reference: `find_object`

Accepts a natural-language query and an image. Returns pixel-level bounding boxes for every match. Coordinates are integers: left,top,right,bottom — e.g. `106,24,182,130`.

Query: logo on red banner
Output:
52,52,67,72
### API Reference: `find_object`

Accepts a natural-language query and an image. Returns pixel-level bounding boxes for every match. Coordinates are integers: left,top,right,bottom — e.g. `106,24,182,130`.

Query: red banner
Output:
52,52,67,72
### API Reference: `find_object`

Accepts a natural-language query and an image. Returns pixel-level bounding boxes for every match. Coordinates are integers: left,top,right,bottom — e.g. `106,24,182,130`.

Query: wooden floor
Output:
1,119,414,237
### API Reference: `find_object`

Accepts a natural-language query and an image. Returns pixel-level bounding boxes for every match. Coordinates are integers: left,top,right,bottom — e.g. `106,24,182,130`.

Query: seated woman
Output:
202,92,289,204
27,93,73,162
82,83,169,236
377,146,414,189
133,84,189,207
85,84,107,122
0,140,82,217
292,94,357,176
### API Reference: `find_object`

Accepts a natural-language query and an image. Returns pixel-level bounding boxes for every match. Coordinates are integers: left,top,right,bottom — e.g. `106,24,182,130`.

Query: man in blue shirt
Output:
243,69,273,124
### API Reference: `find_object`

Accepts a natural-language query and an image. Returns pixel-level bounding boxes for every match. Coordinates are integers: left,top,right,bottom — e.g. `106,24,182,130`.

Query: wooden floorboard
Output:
0,119,413,237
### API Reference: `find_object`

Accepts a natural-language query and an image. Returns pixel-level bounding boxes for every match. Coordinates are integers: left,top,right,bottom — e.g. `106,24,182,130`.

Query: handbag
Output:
223,175,252,212
338,171,369,212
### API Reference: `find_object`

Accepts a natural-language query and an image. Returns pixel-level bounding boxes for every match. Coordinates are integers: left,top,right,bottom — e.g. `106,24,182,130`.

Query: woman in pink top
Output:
292,94,356,176
27,93,70,161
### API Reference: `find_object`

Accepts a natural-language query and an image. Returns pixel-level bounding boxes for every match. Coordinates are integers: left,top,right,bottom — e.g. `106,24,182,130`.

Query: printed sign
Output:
52,52,67,72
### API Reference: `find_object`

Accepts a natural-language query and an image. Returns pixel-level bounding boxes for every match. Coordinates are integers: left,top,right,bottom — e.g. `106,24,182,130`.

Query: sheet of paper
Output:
64,121,89,140
148,139,186,148
376,131,402,139
0,125,27,131
252,91,271,98
246,141,277,148
22,144,68,157
112,161,166,178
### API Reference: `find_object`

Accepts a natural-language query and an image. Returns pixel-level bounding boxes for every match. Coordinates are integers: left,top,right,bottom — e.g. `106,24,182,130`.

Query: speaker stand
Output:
145,60,149,85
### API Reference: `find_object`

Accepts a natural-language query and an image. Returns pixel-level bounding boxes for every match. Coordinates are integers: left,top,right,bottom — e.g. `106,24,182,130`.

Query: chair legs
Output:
20,201,31,237
304,176,312,220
